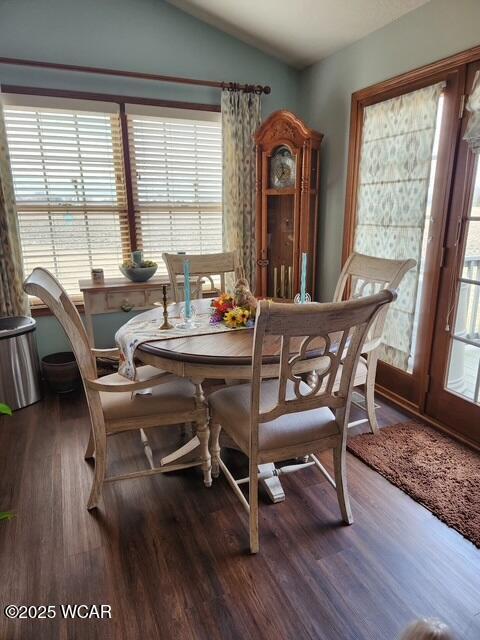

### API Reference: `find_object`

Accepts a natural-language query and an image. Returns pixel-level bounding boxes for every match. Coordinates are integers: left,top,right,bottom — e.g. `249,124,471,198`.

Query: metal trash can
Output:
0,316,42,410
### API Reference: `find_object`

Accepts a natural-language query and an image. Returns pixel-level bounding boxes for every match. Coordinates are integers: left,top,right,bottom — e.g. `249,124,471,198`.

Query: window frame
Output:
2,84,221,313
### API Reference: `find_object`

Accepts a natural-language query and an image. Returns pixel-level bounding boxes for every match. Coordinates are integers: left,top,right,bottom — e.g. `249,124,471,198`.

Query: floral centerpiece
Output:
210,278,257,329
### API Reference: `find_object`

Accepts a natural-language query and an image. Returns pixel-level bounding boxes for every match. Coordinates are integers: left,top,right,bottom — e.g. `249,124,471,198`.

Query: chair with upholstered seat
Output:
208,289,395,553
162,251,244,302
333,253,415,433
23,267,211,510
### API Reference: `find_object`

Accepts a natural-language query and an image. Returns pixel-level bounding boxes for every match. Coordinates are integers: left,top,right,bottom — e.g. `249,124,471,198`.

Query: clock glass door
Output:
267,194,295,298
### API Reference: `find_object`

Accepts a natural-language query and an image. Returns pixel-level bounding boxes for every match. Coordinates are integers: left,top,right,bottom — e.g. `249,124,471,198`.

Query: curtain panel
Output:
0,100,28,316
221,90,261,290
463,71,480,155
354,82,445,370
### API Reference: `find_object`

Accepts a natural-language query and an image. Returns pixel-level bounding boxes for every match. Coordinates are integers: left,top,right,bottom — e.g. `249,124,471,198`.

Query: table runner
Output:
115,305,249,379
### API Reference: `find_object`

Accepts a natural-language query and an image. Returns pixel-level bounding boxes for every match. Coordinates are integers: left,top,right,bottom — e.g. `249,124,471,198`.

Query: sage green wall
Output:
0,0,298,115
0,0,299,357
300,0,480,301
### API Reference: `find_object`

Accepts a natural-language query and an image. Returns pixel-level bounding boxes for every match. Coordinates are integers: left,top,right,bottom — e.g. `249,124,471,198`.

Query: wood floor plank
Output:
0,389,479,639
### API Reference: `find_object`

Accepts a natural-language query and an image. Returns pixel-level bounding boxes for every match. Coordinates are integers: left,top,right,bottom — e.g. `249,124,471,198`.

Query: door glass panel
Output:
353,84,445,372
446,160,480,404
453,282,480,343
447,339,480,403
462,219,480,280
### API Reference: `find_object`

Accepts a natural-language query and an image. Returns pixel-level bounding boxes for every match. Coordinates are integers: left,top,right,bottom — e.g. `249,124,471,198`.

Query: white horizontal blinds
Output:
3,103,129,297
127,111,222,275
353,82,445,371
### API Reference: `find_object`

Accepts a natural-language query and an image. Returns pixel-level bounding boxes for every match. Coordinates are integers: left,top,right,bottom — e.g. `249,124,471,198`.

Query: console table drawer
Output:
79,275,172,346
106,290,147,311
146,288,167,306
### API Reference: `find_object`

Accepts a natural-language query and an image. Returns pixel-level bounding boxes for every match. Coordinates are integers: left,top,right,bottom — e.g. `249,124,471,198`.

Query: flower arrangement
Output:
210,293,254,329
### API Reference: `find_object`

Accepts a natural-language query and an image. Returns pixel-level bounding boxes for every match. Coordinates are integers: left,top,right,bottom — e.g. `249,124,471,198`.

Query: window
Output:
3,98,128,297
3,95,223,298
126,107,223,276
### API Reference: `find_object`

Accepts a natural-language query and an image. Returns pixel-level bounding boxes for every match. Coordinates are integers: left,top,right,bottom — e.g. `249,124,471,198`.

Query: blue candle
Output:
131,250,143,266
183,259,191,319
300,253,307,303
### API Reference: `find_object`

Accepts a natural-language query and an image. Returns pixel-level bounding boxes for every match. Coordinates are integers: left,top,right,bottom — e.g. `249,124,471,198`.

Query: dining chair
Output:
208,289,395,553
23,267,211,510
162,251,244,302
333,253,416,433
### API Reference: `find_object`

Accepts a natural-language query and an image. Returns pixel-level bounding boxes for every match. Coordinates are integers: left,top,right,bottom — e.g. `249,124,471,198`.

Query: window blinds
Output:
127,113,223,274
353,82,445,371
3,105,129,296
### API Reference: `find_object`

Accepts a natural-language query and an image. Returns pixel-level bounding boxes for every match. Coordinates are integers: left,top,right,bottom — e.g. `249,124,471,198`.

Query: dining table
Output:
131,297,330,503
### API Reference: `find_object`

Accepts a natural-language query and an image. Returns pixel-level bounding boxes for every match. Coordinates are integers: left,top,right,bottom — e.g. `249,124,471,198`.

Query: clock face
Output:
270,146,296,189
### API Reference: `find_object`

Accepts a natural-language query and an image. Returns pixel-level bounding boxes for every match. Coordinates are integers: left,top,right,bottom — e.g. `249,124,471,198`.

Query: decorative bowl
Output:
120,265,157,282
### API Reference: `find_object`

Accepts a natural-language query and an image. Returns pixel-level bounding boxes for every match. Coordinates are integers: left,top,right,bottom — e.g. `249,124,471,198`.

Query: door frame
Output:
426,60,480,442
343,44,480,439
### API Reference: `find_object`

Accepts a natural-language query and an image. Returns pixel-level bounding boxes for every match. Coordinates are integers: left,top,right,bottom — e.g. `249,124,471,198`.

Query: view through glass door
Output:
427,61,480,442
350,69,465,410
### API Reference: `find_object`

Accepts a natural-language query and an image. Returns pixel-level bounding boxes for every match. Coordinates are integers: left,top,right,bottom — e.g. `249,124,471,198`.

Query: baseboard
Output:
375,384,480,453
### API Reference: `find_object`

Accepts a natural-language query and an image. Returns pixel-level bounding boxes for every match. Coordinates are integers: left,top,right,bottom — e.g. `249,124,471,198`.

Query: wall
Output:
0,0,299,357
300,0,480,301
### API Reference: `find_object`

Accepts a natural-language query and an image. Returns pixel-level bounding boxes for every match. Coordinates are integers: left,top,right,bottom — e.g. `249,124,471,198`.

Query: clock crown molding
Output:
255,110,323,150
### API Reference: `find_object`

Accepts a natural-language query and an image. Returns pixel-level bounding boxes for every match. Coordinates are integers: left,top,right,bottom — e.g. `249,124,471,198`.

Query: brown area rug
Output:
347,422,480,548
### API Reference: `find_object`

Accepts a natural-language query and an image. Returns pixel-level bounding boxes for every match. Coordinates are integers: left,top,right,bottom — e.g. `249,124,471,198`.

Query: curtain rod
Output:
0,56,271,95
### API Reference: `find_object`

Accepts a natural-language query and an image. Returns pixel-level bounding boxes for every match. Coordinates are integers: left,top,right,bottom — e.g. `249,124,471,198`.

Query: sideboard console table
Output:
79,276,172,346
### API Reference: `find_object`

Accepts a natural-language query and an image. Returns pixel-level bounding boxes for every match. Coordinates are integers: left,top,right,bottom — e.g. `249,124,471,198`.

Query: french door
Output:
345,52,480,445
427,61,480,442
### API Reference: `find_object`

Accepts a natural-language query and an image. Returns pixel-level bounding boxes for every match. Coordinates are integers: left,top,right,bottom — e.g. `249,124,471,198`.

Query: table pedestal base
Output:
258,463,286,502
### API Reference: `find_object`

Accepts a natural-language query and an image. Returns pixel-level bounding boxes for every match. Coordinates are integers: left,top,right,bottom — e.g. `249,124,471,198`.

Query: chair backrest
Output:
250,290,396,449
162,251,244,302
333,253,416,350
23,267,99,391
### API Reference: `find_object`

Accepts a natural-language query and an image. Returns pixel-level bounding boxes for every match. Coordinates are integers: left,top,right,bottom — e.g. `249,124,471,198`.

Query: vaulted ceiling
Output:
168,0,431,68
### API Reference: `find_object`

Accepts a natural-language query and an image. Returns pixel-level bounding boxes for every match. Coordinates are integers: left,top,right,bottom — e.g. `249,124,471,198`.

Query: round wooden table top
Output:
136,298,331,376
137,298,272,366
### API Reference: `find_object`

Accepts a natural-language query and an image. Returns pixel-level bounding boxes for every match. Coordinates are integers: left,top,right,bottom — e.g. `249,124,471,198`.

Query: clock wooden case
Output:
254,110,323,299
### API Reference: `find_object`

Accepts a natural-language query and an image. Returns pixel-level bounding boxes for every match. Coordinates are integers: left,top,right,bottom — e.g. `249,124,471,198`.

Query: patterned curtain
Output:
354,82,444,370
221,90,261,290
464,71,480,155
0,100,28,316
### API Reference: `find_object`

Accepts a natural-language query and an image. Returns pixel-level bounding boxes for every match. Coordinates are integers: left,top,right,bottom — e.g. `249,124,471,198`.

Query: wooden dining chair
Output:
23,267,211,510
162,251,244,302
333,253,416,433
208,289,395,553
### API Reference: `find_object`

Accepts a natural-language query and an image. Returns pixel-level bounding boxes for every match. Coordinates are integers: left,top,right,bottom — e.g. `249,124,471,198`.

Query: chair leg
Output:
84,428,95,460
210,421,221,478
87,434,106,510
196,418,212,487
333,445,353,525
248,458,260,554
365,353,379,434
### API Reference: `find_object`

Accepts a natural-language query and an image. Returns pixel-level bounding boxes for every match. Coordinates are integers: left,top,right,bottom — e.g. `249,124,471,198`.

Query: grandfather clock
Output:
254,110,323,299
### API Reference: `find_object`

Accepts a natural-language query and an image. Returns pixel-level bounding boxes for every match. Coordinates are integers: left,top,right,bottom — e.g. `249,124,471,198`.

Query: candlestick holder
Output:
294,292,312,304
159,285,173,330
176,302,200,330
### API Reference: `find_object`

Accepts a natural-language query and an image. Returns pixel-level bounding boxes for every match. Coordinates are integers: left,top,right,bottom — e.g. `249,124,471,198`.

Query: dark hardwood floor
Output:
1,387,479,640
